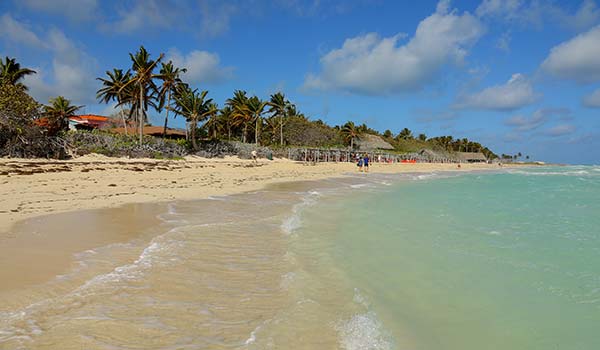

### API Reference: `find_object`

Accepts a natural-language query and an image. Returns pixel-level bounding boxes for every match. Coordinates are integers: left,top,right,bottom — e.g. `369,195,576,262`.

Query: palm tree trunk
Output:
243,123,247,143
255,114,260,144
120,106,128,136
279,114,283,146
351,137,354,149
139,85,144,144
163,90,171,138
191,117,198,150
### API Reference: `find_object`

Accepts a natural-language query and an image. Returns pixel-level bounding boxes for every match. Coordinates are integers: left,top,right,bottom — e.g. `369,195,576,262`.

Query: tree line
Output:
2,47,500,159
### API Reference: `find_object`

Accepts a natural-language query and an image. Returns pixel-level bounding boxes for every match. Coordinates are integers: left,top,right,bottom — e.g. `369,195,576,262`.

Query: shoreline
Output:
0,160,558,349
1,154,522,235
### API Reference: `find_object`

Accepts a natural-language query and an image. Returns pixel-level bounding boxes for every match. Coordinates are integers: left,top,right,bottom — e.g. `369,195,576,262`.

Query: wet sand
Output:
0,203,166,292
0,180,344,349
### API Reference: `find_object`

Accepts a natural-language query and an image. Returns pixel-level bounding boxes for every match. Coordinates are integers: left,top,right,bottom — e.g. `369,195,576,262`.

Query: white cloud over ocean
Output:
541,25,600,83
455,73,538,111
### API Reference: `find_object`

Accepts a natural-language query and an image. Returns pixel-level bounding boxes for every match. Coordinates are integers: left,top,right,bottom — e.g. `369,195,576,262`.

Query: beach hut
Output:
456,152,487,163
355,134,394,151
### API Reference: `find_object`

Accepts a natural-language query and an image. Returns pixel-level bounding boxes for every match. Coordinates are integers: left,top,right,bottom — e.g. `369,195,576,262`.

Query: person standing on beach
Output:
363,154,369,172
251,150,257,163
357,156,363,172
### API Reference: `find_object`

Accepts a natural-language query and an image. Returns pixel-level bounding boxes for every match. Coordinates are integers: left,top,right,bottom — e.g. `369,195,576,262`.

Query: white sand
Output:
1,154,508,233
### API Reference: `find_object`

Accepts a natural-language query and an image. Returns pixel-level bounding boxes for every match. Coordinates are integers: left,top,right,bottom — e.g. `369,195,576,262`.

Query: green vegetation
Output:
1,51,501,159
1,57,36,90
43,96,82,136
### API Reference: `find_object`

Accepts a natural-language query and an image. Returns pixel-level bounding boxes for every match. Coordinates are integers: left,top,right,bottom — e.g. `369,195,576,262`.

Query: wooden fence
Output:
283,147,458,163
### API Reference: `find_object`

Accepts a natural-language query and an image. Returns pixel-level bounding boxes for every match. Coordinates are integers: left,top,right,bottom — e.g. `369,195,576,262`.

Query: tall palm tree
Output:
158,61,187,137
172,86,215,150
268,92,288,146
219,106,234,140
121,46,164,144
97,68,132,135
43,96,82,135
246,96,267,144
341,121,358,149
226,90,252,143
205,105,226,139
0,57,36,90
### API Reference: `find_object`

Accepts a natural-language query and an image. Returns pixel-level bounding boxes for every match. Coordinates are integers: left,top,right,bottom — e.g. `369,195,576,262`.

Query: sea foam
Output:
280,191,321,235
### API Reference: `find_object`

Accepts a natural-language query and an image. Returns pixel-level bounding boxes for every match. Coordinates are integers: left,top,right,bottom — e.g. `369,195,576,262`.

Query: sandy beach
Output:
0,157,540,349
0,154,506,234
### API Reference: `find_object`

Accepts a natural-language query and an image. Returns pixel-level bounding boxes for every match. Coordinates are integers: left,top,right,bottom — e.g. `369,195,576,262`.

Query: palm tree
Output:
219,106,234,140
158,61,187,137
246,96,267,144
43,96,82,135
97,68,133,135
121,46,164,144
341,121,358,149
226,90,252,143
172,86,215,150
398,128,413,140
0,57,36,89
205,105,226,139
268,92,288,146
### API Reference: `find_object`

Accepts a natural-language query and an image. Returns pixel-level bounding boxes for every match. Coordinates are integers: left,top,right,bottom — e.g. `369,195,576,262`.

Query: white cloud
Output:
100,0,181,33
477,0,600,31
303,0,484,95
18,0,98,21
582,88,600,107
505,108,574,136
167,49,234,84
100,0,237,37
198,1,238,38
0,14,45,48
23,58,97,105
476,0,523,20
456,73,538,111
552,0,600,31
505,110,547,132
543,124,576,137
540,25,600,83
0,16,98,104
496,31,511,52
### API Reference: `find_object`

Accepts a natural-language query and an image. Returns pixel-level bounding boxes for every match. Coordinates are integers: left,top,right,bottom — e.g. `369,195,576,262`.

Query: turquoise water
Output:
295,166,600,349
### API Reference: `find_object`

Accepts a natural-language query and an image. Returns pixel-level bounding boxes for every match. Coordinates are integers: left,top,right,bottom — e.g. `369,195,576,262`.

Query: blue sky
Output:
1,0,599,164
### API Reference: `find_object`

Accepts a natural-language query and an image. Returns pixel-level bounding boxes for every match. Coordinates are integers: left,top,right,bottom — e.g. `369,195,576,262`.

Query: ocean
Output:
1,166,599,349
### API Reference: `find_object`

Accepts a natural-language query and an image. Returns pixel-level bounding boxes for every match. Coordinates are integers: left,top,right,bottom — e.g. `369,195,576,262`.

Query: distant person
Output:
357,157,364,172
251,150,257,163
363,154,369,172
